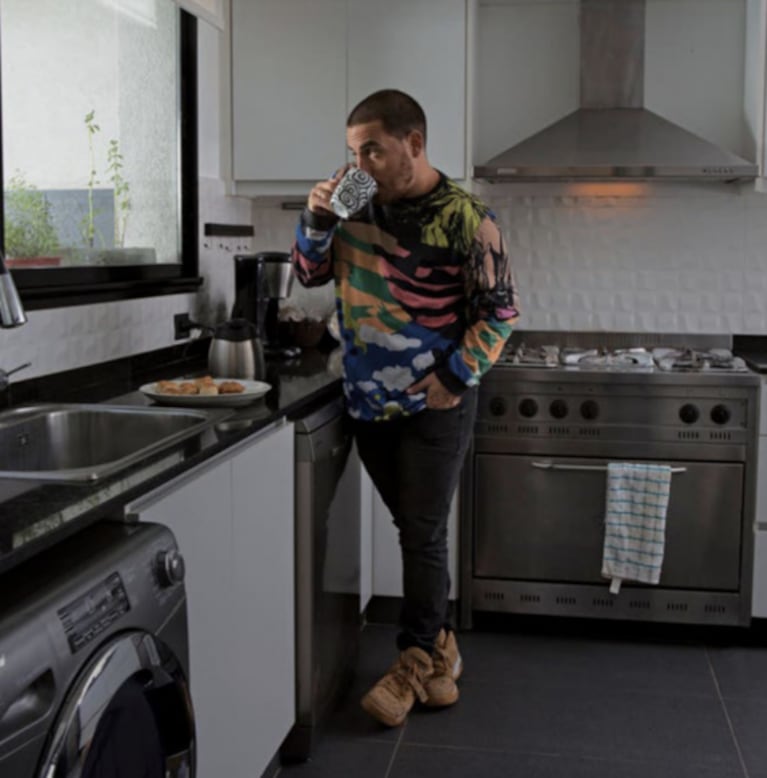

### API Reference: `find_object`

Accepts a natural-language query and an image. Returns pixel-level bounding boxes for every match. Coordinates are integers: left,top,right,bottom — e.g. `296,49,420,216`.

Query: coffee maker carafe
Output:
232,252,297,358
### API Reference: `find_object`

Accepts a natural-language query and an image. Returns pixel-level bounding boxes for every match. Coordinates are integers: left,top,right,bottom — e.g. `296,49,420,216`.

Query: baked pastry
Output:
198,384,219,396
156,380,182,395
178,382,199,395
218,380,245,394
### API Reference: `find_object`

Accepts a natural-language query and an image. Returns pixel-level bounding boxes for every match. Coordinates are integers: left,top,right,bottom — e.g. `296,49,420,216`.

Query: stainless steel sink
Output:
0,403,233,482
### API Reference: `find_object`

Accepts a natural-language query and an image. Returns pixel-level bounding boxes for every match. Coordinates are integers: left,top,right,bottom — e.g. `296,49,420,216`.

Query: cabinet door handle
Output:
531,461,687,474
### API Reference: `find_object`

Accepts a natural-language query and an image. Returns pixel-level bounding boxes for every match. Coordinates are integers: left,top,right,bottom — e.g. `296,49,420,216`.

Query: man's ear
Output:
407,129,425,158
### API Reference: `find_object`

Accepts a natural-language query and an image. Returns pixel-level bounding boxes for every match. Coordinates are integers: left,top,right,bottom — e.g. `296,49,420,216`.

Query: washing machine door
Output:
37,630,194,778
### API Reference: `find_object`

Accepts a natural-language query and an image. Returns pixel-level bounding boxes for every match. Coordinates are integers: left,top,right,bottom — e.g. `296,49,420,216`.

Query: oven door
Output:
473,455,744,590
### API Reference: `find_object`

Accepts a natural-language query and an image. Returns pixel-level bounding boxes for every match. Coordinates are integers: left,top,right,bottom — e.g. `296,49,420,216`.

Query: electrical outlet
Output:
174,312,193,340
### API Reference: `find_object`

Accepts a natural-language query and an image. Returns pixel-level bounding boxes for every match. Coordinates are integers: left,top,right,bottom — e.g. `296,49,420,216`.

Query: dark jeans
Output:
351,388,477,654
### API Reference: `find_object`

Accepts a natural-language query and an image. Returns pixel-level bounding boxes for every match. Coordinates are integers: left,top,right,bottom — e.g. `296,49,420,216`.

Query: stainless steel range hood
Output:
474,0,759,183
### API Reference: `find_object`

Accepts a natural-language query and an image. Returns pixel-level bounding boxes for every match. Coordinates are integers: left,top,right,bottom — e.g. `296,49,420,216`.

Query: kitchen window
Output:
0,0,201,310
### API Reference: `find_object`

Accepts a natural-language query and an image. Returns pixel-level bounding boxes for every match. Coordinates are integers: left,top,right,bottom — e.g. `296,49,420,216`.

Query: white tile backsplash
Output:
2,179,767,384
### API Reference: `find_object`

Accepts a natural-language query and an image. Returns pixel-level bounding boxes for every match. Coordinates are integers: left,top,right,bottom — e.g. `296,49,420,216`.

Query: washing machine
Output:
0,520,195,778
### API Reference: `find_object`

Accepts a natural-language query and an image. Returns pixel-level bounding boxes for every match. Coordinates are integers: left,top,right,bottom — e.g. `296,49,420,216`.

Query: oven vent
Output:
578,428,601,437
628,599,651,609
592,598,614,608
549,426,571,436
517,425,540,435
487,424,509,434
520,593,541,603
666,602,689,612
555,595,577,606
704,603,727,614
709,431,732,441
678,431,700,440
483,591,505,602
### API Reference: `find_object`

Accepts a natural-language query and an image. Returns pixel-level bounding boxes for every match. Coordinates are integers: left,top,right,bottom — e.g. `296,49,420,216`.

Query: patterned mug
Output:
330,168,378,219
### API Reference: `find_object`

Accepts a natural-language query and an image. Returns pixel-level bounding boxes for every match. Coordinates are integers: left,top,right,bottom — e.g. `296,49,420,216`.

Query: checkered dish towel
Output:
601,462,672,595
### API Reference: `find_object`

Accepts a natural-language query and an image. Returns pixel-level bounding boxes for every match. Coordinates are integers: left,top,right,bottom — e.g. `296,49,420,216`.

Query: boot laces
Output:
381,657,430,703
432,643,450,676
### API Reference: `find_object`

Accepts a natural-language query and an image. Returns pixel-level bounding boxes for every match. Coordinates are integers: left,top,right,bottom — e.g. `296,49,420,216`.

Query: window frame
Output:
0,7,202,311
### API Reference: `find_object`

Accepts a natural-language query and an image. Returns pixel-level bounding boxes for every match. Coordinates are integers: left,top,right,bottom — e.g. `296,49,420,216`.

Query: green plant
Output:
106,137,131,248
81,110,131,250
83,109,100,248
3,172,60,258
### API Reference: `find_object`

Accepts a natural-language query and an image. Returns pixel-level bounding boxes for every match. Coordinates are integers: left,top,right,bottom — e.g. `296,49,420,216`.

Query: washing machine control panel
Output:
58,573,130,654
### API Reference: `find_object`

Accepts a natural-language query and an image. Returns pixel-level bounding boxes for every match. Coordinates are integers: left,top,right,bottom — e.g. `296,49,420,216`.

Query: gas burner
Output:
561,347,655,371
503,344,560,367
652,348,748,373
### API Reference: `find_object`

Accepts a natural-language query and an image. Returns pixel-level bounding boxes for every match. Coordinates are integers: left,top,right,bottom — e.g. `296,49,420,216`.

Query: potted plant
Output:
3,172,61,267
69,110,155,266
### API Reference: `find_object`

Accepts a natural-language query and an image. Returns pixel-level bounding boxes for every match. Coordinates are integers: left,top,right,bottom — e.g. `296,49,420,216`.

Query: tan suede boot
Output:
360,646,434,727
424,628,462,707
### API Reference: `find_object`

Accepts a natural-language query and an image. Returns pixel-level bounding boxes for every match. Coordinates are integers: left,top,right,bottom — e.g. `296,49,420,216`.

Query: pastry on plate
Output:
218,380,245,394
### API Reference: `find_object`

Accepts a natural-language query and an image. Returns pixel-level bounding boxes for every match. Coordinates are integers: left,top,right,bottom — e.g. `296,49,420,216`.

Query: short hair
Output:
347,89,427,145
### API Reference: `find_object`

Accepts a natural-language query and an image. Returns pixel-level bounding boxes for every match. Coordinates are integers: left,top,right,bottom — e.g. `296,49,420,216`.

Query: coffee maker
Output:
232,251,298,358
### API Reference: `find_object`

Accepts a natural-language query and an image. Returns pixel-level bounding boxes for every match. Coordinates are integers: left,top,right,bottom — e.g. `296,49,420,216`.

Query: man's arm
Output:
291,169,347,287
434,215,521,394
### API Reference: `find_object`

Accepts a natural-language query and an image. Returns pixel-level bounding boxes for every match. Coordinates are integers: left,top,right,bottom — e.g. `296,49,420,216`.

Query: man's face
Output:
345,120,418,203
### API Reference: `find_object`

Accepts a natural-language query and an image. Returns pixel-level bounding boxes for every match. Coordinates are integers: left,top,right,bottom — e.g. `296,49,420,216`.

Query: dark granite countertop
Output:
0,347,343,575
734,335,767,374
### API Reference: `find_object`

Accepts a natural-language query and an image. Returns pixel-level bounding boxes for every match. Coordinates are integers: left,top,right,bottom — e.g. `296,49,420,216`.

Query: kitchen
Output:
1,0,767,776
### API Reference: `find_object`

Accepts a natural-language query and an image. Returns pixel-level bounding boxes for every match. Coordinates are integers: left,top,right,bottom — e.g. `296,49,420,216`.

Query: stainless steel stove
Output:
460,333,760,628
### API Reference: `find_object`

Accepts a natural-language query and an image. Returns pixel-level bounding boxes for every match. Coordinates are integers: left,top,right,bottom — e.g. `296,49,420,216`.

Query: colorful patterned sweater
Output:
292,173,520,422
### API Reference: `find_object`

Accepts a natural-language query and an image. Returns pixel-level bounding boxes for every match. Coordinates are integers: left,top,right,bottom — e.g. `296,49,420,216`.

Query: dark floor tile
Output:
456,629,717,696
708,644,767,699
402,682,741,770
277,738,394,777
389,744,744,778
318,623,402,743
719,697,767,776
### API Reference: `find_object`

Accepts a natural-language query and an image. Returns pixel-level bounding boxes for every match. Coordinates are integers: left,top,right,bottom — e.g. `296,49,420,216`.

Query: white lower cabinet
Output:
125,420,295,778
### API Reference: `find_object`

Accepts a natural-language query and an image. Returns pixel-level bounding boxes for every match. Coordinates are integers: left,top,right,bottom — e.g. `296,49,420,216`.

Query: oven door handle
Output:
531,461,687,474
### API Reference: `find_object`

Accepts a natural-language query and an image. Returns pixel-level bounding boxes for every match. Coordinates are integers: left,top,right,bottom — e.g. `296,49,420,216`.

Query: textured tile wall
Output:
3,184,766,382
484,185,767,334
250,186,767,336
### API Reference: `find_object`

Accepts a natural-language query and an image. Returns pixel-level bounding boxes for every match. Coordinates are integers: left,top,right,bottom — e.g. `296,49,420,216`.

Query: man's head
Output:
345,89,436,203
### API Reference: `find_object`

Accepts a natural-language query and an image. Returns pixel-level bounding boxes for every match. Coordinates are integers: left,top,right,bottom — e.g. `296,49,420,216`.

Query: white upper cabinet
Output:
347,0,466,180
231,0,347,182
231,0,467,193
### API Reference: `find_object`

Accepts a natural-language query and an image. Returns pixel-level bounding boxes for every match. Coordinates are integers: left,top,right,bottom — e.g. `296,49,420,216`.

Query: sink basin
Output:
0,403,233,482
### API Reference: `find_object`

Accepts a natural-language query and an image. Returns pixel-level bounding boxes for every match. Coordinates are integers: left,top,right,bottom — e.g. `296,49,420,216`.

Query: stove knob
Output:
489,397,507,417
550,399,568,419
580,400,599,420
679,403,700,425
156,549,186,588
710,404,731,425
518,398,538,418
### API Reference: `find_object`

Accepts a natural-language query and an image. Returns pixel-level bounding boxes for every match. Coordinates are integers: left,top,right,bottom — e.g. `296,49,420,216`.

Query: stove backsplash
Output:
253,186,767,336
483,187,767,334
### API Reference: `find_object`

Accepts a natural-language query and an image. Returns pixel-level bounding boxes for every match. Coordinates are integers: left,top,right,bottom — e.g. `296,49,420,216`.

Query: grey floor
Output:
277,616,767,778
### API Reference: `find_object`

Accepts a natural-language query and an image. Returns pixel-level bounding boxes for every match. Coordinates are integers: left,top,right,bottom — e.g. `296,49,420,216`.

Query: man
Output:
291,89,520,727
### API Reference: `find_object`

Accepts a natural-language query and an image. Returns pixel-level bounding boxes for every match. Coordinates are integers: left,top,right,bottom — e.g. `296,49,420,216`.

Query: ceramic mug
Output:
330,168,378,219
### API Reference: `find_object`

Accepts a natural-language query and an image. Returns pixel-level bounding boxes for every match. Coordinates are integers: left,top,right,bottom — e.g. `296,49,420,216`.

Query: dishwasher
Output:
280,397,361,763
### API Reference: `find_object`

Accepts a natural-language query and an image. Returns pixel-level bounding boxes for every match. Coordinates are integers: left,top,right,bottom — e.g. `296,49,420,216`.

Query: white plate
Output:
140,378,271,407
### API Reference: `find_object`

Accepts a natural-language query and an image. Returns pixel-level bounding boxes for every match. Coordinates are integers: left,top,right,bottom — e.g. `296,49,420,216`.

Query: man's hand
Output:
307,166,349,215
406,373,461,410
